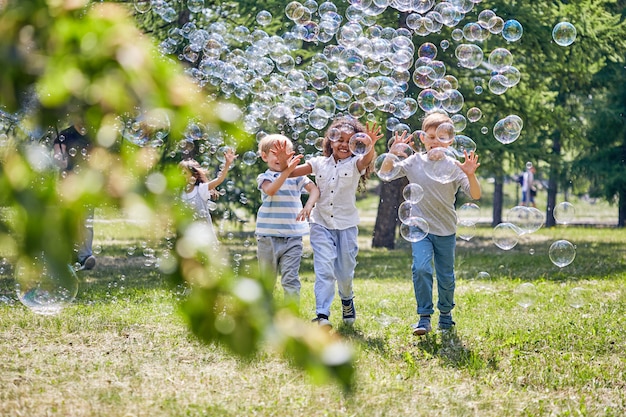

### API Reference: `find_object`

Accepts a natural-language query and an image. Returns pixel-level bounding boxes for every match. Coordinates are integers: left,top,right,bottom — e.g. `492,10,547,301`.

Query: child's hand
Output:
389,130,413,154
224,148,238,166
457,150,480,175
365,121,384,144
296,205,312,221
271,139,295,165
285,153,303,173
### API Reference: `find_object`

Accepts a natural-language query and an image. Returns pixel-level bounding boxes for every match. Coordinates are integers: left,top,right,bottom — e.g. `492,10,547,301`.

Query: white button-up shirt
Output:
307,155,363,230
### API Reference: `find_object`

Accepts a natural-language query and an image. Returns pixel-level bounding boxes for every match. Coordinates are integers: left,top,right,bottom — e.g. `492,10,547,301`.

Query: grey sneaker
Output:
80,255,96,271
412,315,432,336
438,312,456,330
312,314,332,329
341,298,356,325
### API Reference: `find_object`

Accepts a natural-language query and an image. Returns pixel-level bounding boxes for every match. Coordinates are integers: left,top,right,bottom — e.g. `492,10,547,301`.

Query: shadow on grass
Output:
414,329,498,372
336,323,388,355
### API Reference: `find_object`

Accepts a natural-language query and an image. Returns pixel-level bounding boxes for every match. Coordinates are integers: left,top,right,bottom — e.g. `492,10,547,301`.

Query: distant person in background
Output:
53,118,96,270
521,163,537,207
179,148,237,247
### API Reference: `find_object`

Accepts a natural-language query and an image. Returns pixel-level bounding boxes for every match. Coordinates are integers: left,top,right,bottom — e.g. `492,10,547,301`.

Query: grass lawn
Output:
0,190,625,416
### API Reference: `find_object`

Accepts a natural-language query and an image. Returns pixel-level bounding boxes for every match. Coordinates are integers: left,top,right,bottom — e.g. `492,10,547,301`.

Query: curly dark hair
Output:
322,116,375,192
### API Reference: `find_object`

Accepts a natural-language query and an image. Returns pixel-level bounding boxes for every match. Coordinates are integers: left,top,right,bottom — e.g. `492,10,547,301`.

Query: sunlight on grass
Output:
1,202,625,416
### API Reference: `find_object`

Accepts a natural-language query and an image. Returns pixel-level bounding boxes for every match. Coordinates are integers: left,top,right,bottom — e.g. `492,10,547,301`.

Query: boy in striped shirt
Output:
256,134,320,306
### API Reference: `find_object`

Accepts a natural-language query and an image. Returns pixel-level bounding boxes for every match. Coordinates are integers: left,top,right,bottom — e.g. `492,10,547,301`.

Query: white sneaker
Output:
312,315,332,329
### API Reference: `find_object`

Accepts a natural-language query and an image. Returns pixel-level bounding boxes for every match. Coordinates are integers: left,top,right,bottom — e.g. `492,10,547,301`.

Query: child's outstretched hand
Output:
285,153,303,174
365,121,384,144
271,139,295,165
223,147,238,166
389,130,413,153
457,150,480,175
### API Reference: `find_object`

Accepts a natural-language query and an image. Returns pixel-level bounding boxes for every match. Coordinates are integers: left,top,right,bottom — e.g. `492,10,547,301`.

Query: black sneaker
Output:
341,298,356,325
312,314,332,329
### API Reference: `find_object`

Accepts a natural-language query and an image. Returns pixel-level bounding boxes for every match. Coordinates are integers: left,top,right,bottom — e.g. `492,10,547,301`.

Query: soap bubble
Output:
242,150,258,166
502,19,523,42
552,22,576,46
567,286,588,309
492,222,520,250
400,219,429,243
514,282,537,309
451,135,476,159
506,205,544,235
256,10,273,26
403,183,424,204
349,132,373,156
553,202,575,224
467,107,482,122
477,271,491,280
549,239,576,268
398,201,421,225
388,141,414,160
15,255,79,315
422,148,459,184
458,202,481,225
457,220,476,241
436,122,455,145
374,153,400,181
216,145,234,163
493,115,522,144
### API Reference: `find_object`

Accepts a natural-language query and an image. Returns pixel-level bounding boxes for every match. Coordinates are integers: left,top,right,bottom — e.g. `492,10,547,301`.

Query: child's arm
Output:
457,150,481,200
356,121,384,172
260,154,303,196
207,148,238,190
296,182,320,221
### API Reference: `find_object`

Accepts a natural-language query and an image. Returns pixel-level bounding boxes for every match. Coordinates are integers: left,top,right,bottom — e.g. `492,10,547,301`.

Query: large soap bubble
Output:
492,222,520,250
501,19,523,42
458,202,481,225
402,183,424,204
553,201,575,225
15,255,79,315
422,148,459,184
549,239,576,268
399,218,429,243
457,220,476,241
506,205,544,235
349,132,373,156
374,153,400,181
552,22,576,46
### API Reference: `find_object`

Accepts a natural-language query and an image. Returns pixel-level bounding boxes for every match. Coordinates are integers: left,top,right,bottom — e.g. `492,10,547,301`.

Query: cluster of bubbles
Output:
397,183,429,242
488,162,577,269
126,0,549,157
467,272,591,310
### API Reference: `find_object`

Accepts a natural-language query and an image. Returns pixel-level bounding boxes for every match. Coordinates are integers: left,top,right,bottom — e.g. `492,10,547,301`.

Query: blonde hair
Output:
257,134,293,155
421,112,453,132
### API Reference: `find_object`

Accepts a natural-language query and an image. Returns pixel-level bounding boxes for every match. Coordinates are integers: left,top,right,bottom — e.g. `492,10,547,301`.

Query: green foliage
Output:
0,0,354,391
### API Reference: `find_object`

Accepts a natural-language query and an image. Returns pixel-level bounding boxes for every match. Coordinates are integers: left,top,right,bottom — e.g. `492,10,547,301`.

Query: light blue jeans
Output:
310,224,358,318
411,233,456,316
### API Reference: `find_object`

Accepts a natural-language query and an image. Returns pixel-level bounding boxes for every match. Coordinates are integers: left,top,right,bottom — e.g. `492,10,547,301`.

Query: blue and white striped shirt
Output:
255,170,312,237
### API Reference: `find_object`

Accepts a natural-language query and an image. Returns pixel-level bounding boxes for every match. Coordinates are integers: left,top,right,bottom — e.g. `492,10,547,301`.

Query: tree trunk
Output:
372,177,408,249
545,131,561,228
492,175,504,226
